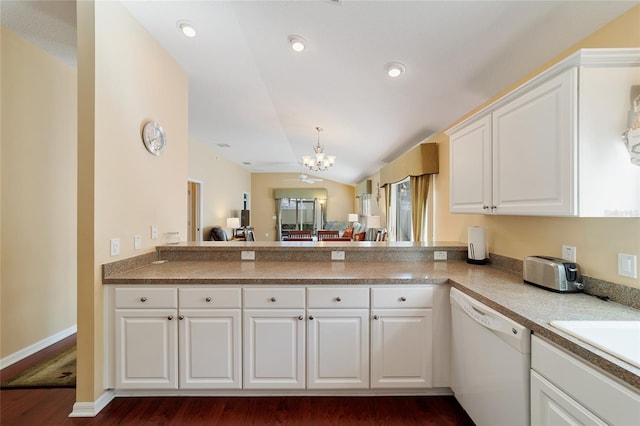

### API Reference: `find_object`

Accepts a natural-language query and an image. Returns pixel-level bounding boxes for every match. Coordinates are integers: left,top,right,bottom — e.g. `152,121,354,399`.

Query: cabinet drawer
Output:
371,287,433,308
243,288,305,308
532,336,640,426
114,287,177,308
179,288,241,309
307,287,369,308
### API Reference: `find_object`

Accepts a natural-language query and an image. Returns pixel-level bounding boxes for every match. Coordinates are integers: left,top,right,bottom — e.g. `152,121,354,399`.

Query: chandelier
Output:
302,127,336,172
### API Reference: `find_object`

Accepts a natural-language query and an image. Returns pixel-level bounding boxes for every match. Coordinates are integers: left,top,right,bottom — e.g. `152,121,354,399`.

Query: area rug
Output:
1,345,76,389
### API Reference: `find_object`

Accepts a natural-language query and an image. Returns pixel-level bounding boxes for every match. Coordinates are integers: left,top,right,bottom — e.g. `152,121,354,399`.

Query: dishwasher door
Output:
450,287,531,426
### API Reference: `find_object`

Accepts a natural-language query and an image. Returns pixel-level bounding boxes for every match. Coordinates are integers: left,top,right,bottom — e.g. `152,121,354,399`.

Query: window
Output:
277,198,325,239
386,178,412,242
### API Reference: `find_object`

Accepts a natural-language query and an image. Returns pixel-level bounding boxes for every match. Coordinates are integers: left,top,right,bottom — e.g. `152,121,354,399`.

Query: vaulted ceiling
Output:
3,0,637,184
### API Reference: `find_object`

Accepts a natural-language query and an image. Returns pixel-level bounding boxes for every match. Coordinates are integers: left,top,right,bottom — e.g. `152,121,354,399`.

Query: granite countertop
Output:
103,258,640,391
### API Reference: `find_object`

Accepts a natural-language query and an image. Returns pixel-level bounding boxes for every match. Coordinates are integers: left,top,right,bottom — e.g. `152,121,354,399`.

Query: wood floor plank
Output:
1,335,475,425
2,392,475,425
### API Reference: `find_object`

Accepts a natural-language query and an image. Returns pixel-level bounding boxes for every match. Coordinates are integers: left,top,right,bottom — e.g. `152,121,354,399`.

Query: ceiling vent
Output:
326,0,342,5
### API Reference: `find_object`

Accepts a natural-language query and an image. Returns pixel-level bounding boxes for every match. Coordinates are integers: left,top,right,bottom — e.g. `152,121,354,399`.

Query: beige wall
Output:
431,5,640,289
189,138,251,239
77,0,188,402
250,173,356,240
0,28,77,359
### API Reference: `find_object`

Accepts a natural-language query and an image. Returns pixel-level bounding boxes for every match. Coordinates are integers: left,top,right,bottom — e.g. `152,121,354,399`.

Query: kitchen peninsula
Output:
103,241,640,395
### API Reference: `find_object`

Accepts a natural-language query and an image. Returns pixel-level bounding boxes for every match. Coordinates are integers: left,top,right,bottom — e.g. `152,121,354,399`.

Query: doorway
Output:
187,180,202,241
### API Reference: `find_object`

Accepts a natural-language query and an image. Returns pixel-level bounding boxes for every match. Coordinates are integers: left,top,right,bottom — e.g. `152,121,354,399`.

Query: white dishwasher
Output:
450,287,531,426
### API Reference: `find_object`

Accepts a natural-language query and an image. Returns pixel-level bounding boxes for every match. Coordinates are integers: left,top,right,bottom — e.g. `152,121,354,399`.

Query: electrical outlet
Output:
618,253,638,279
241,250,255,260
562,245,576,262
151,225,158,240
110,238,120,256
434,251,447,260
134,235,141,250
331,250,345,261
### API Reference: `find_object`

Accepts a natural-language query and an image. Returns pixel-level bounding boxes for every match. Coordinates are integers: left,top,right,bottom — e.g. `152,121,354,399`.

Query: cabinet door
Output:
371,309,432,388
243,309,306,389
179,309,241,389
449,114,492,213
115,308,178,389
307,309,369,389
492,68,577,215
531,370,606,426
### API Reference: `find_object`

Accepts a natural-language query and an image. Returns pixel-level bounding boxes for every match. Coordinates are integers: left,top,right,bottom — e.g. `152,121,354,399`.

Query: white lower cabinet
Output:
531,370,606,425
114,287,178,389
178,287,242,389
307,287,370,389
371,287,433,388
531,335,640,426
108,284,440,393
112,286,242,390
243,288,306,389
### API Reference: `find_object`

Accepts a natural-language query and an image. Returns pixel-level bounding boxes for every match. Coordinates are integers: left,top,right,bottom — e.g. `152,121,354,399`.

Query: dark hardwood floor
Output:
1,335,474,426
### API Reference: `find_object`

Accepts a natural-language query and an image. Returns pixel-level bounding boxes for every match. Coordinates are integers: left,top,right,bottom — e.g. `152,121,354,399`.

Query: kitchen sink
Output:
549,321,640,368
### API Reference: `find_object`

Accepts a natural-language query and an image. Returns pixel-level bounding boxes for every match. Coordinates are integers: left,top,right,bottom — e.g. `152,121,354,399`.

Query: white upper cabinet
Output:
492,68,576,215
448,48,640,217
449,114,492,214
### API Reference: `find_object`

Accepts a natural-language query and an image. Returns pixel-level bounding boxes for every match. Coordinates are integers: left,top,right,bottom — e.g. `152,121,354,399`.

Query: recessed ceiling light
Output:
177,21,197,38
385,62,406,78
288,35,306,52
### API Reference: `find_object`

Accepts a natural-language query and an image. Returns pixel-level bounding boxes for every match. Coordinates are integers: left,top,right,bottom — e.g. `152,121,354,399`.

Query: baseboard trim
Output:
0,324,77,370
69,390,115,417
112,387,454,397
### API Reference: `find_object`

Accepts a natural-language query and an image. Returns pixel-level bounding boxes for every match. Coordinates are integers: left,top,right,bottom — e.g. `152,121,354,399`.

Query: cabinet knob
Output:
270,297,277,302
178,315,184,320
168,315,174,320
373,314,379,320
491,205,497,210
205,297,212,302
140,297,147,302
400,296,407,302
309,315,315,320
482,205,489,210
335,297,342,302
297,315,304,320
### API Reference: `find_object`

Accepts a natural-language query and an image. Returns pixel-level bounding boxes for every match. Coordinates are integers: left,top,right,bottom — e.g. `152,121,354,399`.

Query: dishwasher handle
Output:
450,288,530,351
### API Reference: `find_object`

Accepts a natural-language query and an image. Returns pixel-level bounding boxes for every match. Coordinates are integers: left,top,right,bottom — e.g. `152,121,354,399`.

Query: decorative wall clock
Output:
141,121,166,156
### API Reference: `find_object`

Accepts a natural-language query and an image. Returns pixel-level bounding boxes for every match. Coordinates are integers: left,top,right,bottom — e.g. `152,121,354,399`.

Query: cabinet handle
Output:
297,315,304,320
309,315,315,320
168,315,174,320
400,296,407,302
205,297,212,302
335,297,342,302
140,297,147,302
270,297,277,302
178,315,184,320
373,314,379,320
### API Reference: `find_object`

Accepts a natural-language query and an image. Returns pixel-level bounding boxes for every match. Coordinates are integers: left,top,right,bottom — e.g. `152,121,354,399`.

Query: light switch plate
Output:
134,235,141,250
618,253,638,279
151,225,158,240
110,238,120,256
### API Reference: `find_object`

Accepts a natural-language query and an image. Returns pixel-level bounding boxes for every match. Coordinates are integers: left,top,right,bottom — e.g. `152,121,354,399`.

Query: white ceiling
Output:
3,1,638,185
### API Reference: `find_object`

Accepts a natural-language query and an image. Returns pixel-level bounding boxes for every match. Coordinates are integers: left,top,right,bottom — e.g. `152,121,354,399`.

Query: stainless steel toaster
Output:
523,256,583,292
